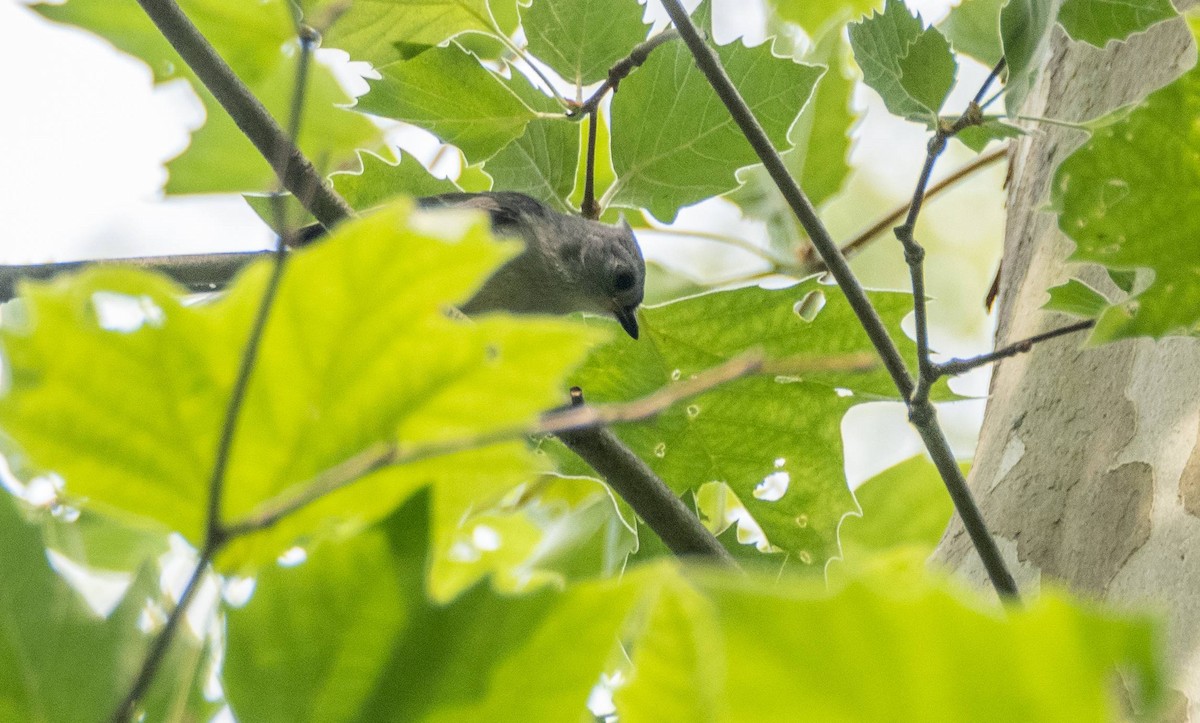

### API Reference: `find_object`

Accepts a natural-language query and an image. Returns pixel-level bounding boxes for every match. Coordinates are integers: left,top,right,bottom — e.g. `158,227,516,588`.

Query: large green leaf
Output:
609,5,823,221
834,455,955,568
727,28,856,252
849,0,957,125
330,151,460,209
520,0,649,86
768,0,880,34
227,490,649,722
225,517,408,722
481,71,581,210
360,45,537,164
616,566,1163,722
35,0,379,194
553,279,922,569
1052,61,1200,339
0,493,209,721
228,494,1162,723
1057,0,1177,47
0,202,602,569
939,0,1006,65
322,0,498,66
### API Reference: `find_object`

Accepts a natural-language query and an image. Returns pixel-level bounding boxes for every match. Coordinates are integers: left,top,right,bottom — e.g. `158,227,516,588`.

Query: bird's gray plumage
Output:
419,192,646,339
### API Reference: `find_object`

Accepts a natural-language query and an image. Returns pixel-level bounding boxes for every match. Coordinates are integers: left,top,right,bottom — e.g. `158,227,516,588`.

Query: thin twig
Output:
582,108,601,219
936,320,1095,377
111,18,317,720
973,58,1007,107
132,0,354,230
568,29,680,119
901,64,1003,407
655,0,1019,601
110,544,215,722
223,352,769,536
800,146,1009,272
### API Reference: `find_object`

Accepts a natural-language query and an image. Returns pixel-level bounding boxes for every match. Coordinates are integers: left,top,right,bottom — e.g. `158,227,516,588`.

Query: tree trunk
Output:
934,13,1200,716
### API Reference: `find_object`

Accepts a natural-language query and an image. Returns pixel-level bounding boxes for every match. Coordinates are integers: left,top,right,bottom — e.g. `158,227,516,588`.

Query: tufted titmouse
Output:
418,192,646,339
0,192,647,339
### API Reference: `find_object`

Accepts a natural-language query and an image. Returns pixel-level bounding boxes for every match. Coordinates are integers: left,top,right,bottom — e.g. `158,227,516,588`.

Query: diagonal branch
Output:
935,319,1095,377
132,0,354,229
655,0,1019,601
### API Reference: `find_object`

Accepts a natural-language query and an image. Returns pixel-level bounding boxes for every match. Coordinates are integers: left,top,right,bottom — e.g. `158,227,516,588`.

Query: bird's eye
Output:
614,270,636,292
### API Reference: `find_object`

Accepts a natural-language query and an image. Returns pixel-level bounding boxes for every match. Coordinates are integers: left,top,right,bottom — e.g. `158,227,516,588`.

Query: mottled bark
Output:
934,12,1200,714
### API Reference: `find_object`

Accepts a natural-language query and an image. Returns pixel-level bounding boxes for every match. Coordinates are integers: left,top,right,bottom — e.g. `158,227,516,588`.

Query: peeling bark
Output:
934,12,1200,715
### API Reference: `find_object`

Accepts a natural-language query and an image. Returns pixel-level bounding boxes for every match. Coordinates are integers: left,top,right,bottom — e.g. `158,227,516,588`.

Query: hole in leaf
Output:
793,290,825,322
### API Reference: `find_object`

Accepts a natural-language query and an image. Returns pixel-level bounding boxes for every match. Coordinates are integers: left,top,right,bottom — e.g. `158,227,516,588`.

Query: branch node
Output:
907,399,935,426
927,133,947,155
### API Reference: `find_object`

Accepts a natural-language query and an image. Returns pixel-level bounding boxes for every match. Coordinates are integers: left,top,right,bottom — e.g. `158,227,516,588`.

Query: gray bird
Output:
0,192,648,339
420,193,645,339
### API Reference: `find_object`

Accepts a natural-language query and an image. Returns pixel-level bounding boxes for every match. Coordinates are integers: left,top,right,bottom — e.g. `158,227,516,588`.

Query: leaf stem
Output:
655,0,1019,601
110,11,318,719
109,543,216,722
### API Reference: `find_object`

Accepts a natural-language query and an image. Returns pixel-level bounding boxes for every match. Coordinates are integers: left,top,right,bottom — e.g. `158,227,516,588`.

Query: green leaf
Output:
0,202,602,569
768,0,881,33
225,519,407,722
481,72,581,210
1000,0,1062,116
1044,278,1111,318
173,62,378,194
521,0,649,86
332,151,461,209
36,0,379,195
1057,0,1177,47
954,118,1025,152
1052,62,1200,338
323,0,498,66
616,565,1163,721
246,150,461,234
835,455,955,566
0,492,207,721
899,29,958,117
849,0,957,124
610,13,823,221
360,46,537,164
276,491,651,722
727,28,856,252
553,280,922,569
939,0,1006,65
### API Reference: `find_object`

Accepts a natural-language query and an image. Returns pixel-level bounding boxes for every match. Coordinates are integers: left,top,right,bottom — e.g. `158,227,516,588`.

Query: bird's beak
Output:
614,305,639,340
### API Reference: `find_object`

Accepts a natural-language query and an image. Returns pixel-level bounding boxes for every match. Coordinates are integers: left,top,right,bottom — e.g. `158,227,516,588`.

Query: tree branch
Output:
132,0,354,229
935,320,1095,377
569,29,680,119
559,413,737,566
655,0,1020,601
800,146,1009,273
223,352,767,537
